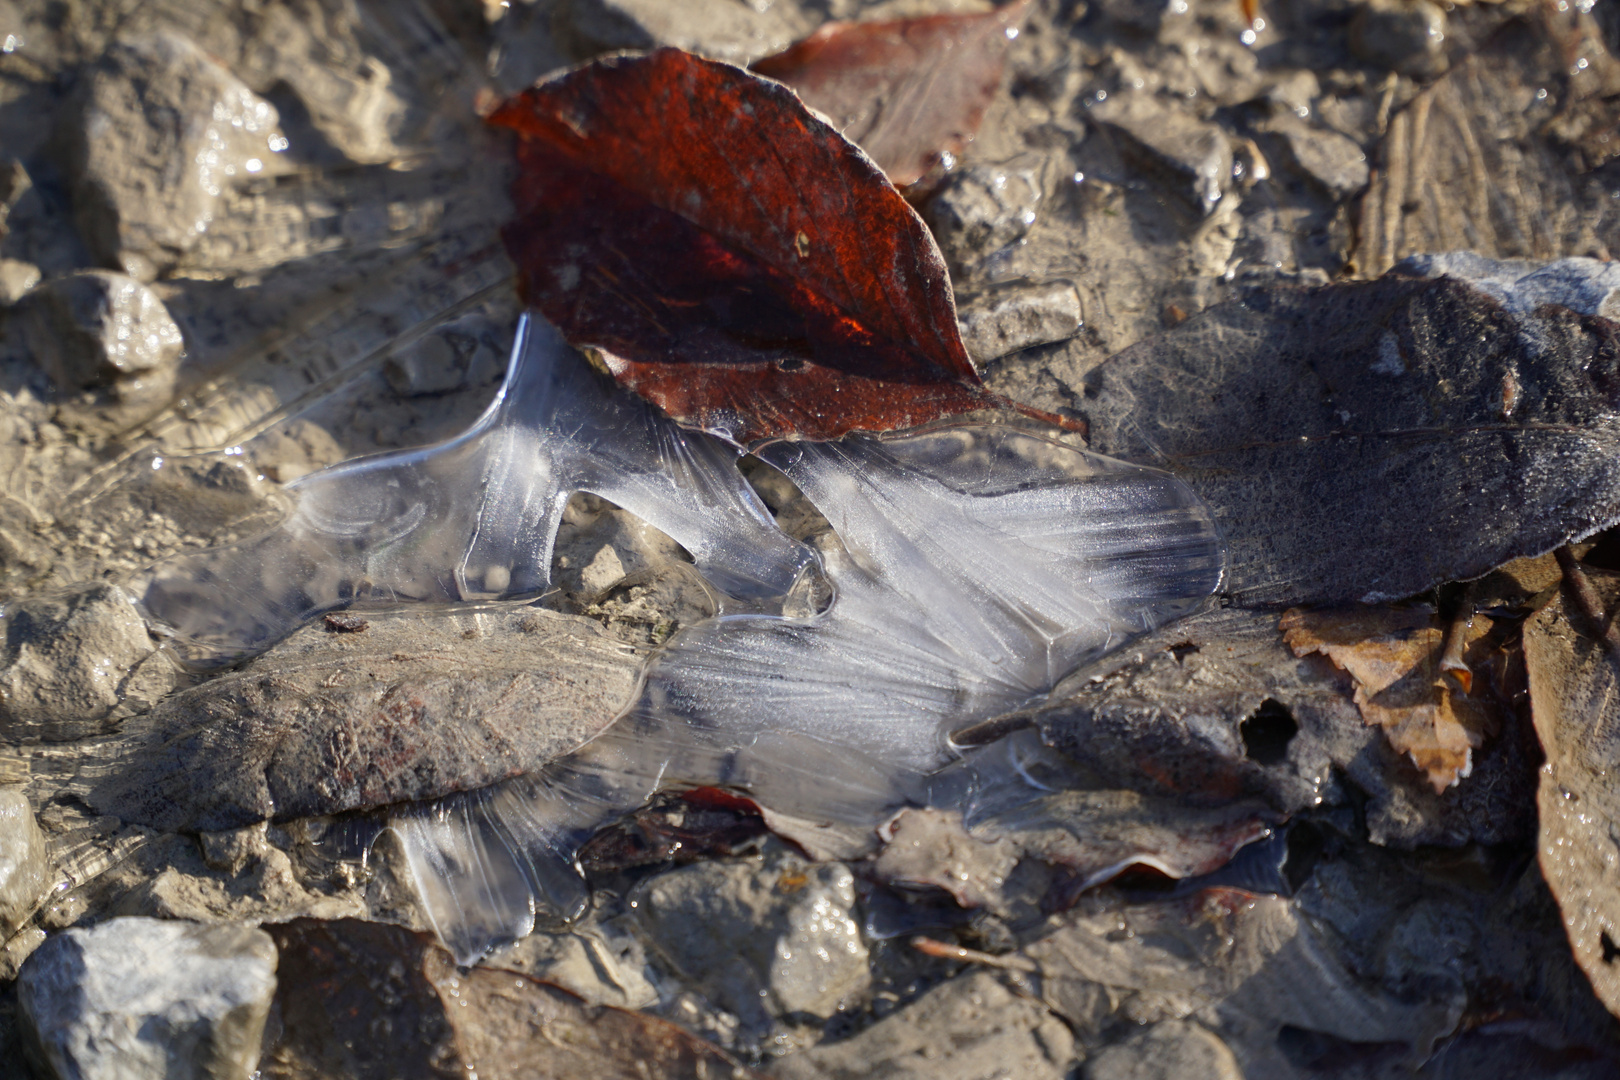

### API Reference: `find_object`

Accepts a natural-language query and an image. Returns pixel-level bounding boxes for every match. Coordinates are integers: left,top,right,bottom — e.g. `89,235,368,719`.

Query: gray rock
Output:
0,584,173,741
928,154,1050,268
958,281,1083,363
1031,605,1538,849
774,970,1074,1080
68,32,282,281
631,845,868,1027
1089,93,1231,214
0,785,49,933
1269,116,1369,200
1028,893,1461,1076
1350,0,1447,77
557,0,807,66
17,917,277,1080
1070,271,1620,607
1084,1019,1241,1080
9,270,183,434
0,258,39,304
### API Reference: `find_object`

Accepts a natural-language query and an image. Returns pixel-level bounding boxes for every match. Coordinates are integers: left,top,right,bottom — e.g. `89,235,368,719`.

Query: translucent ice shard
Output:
123,310,1222,963
386,374,1223,961
134,316,813,664
635,427,1224,773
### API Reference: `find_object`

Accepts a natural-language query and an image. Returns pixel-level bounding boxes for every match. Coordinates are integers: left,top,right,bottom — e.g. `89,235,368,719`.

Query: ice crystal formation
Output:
136,313,1222,961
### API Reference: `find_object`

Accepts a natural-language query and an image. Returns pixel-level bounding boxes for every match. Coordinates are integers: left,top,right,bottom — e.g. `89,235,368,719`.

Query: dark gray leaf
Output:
1073,269,1620,607
1028,605,1538,849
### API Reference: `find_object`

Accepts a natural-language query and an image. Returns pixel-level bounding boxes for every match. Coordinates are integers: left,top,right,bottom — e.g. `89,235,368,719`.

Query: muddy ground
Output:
3,0,1620,1077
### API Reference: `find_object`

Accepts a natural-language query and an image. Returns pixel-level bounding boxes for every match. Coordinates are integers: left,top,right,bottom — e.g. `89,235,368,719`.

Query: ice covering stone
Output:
68,31,283,280
17,917,277,1080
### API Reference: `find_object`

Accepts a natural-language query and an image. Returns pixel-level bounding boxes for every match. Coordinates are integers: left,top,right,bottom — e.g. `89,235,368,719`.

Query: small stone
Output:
558,0,806,66
927,154,1049,266
0,584,171,741
9,270,183,434
775,970,1074,1080
631,846,869,1027
18,917,278,1080
958,282,1084,363
383,333,465,397
579,544,627,595
1350,0,1448,78
198,823,271,876
1091,93,1232,214
0,785,49,933
1270,116,1370,200
0,258,40,304
322,612,369,633
1084,1019,1243,1080
68,32,283,279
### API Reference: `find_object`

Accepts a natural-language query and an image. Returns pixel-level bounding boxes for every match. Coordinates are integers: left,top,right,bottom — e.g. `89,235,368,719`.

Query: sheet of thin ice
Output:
356,317,1224,961
133,317,811,665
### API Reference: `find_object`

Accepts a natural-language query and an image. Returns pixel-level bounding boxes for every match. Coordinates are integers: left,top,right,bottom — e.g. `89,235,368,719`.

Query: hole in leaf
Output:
1241,698,1299,766
1602,930,1620,964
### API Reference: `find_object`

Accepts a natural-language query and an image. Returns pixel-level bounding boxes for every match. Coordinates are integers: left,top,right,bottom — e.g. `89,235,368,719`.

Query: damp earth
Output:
4,2,1620,1079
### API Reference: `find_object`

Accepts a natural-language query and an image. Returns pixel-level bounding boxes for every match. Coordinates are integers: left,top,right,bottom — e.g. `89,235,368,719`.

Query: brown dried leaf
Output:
751,0,1032,187
1525,571,1620,1019
1280,607,1496,793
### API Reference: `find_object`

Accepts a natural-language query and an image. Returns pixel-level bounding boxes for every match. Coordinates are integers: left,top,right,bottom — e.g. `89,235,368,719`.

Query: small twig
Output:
949,712,1032,748
911,935,1038,973
1554,547,1620,668
1436,592,1475,694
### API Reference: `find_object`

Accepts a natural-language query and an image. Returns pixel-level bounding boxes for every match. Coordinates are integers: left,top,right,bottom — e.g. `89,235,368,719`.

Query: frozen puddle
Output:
138,314,1223,962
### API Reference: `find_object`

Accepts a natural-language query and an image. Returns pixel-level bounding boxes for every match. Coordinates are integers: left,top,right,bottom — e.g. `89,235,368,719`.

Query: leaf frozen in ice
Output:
1074,257,1620,607
487,49,1039,443
751,0,1033,187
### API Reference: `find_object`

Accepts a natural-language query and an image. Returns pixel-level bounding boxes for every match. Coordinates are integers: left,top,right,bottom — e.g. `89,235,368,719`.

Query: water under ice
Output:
138,313,1223,962
134,316,812,665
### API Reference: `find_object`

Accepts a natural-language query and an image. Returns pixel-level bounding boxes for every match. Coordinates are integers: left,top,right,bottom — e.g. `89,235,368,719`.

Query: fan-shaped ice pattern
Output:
131,312,1222,962
354,319,1223,961
133,317,813,665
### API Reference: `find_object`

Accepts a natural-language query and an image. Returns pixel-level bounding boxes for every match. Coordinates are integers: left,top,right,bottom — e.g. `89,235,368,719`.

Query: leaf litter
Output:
10,0,1620,1074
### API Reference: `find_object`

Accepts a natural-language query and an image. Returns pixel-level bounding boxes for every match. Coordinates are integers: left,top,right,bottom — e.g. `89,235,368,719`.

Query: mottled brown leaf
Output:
1281,607,1499,793
1526,570,1620,1019
751,0,1032,186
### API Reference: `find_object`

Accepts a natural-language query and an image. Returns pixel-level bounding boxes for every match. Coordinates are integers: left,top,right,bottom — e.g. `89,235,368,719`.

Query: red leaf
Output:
487,49,1012,444
752,0,1033,186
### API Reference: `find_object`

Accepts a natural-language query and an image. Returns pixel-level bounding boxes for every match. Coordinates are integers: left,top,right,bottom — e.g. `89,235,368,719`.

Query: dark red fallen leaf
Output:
487,49,1062,444
752,0,1033,187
